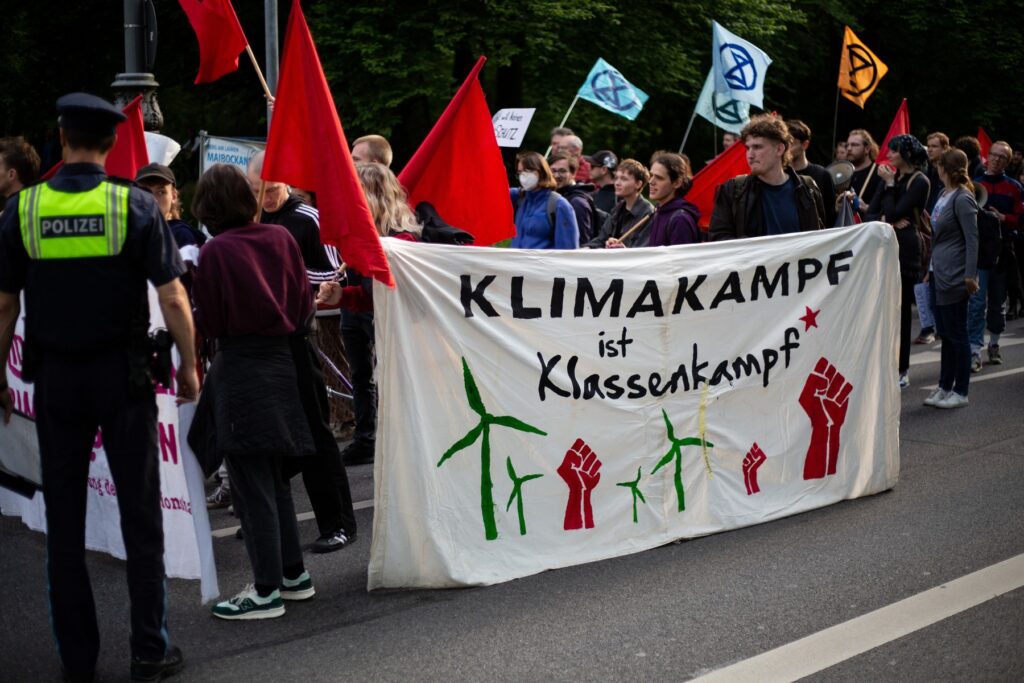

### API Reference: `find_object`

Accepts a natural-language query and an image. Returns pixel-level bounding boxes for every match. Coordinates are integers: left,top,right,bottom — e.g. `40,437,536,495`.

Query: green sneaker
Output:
280,571,315,601
211,585,285,620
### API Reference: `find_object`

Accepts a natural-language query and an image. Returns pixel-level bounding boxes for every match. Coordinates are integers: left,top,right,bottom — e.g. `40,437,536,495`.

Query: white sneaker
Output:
923,388,950,407
936,392,969,409
898,373,910,390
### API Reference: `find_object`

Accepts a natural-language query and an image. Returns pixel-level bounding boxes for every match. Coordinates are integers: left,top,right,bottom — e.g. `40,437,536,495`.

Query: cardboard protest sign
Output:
491,108,536,148
0,289,219,602
368,223,901,588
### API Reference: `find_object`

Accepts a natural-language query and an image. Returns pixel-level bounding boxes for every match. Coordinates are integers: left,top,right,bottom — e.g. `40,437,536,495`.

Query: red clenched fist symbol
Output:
557,438,602,530
800,357,853,480
743,443,766,495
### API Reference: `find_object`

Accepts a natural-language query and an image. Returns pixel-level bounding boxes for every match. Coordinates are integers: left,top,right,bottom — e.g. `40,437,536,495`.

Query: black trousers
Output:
899,275,916,374
225,452,302,587
35,350,168,676
341,311,376,449
282,334,357,536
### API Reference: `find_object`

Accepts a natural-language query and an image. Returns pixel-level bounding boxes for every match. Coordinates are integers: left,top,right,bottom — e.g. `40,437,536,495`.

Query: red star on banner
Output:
799,306,820,331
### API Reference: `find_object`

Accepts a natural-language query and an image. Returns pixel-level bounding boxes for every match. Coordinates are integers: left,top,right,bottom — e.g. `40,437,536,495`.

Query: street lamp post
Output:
111,0,163,131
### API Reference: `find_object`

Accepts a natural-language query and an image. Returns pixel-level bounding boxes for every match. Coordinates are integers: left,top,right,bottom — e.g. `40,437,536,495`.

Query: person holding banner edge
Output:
0,93,197,682
583,158,653,249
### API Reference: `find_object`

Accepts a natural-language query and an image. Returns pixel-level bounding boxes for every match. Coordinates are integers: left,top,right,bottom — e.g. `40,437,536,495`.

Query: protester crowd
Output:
1,94,1022,682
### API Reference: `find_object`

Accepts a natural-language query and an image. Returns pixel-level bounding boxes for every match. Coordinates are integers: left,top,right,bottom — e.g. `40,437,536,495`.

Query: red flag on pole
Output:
105,96,149,179
398,56,514,246
977,127,992,163
878,98,909,168
262,0,391,287
178,0,249,84
688,140,750,229
41,96,150,180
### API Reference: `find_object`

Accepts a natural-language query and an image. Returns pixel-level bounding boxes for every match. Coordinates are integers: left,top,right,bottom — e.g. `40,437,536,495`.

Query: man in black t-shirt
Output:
787,119,836,226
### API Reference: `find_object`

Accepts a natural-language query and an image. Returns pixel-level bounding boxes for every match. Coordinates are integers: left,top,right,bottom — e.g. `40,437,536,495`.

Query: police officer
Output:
0,93,199,682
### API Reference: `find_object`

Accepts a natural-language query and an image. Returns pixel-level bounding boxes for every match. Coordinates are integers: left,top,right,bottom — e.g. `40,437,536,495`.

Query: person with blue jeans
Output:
969,140,1023,370
925,149,979,409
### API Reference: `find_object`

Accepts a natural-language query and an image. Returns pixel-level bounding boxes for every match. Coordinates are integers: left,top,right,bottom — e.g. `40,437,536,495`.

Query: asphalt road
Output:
2,320,1023,682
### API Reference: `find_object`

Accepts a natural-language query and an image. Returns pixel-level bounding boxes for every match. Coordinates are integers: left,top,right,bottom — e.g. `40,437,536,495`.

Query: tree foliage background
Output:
2,0,1022,182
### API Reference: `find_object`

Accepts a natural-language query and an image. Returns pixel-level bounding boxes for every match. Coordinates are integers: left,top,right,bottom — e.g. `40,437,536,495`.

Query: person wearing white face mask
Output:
509,151,579,249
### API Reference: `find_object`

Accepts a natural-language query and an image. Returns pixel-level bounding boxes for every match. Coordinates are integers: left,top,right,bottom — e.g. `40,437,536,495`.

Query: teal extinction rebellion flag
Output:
711,21,773,109
576,58,649,121
695,70,752,134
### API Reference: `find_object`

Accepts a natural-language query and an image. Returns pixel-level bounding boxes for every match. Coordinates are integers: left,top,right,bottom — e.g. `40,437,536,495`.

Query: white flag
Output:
695,70,751,134
712,21,773,109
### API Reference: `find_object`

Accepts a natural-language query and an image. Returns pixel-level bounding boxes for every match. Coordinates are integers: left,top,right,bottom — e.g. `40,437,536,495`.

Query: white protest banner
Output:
0,288,219,602
368,223,901,588
491,108,536,148
199,132,265,175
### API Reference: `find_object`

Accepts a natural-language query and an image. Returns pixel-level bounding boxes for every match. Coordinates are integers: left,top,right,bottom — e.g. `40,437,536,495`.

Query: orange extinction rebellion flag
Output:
837,26,888,108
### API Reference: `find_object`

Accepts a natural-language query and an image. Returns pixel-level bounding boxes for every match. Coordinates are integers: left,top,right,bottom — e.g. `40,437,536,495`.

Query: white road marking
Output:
688,553,1024,683
211,499,375,538
909,334,1023,367
919,366,1024,391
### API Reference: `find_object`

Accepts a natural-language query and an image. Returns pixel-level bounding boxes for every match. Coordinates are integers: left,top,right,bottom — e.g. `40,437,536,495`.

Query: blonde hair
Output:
356,162,421,237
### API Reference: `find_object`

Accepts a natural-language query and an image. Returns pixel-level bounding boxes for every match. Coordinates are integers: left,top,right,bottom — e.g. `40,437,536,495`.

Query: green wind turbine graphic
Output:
616,466,647,523
651,409,714,512
438,358,547,540
506,457,543,535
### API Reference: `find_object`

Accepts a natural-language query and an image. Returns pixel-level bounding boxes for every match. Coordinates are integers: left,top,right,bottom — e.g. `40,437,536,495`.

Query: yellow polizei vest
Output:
18,181,129,259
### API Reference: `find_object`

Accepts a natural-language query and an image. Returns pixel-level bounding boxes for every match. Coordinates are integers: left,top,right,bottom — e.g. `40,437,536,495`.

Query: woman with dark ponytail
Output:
864,134,930,390
923,149,979,409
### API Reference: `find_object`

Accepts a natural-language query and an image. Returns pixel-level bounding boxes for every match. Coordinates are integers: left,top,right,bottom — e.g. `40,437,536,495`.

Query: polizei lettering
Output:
459,250,853,319
40,215,105,237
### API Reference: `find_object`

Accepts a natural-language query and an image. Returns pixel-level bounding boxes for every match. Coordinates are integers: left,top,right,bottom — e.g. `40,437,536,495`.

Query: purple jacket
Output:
647,196,701,246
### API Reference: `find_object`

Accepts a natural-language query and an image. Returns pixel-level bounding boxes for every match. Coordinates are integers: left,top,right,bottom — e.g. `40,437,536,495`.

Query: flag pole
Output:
254,180,267,222
543,95,580,158
245,44,275,102
831,87,840,158
677,107,699,154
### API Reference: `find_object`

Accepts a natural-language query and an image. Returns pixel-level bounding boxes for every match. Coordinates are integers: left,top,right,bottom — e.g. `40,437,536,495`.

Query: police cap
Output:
56,93,126,136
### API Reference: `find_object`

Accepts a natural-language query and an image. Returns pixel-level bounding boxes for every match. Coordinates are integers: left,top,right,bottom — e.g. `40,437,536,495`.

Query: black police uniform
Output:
0,95,185,678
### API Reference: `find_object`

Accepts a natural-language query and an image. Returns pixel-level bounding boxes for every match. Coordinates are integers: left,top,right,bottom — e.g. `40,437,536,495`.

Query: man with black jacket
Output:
551,152,600,245
787,119,836,226
710,115,825,241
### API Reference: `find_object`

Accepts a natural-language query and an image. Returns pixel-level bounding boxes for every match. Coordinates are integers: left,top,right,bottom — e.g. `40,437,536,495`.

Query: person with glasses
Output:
969,141,1023,368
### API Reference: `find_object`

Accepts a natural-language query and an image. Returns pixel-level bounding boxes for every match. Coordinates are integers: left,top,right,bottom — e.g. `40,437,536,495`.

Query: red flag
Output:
398,57,514,246
878,98,909,169
262,1,391,287
688,140,750,229
178,0,249,84
977,127,992,163
42,96,150,180
105,96,149,179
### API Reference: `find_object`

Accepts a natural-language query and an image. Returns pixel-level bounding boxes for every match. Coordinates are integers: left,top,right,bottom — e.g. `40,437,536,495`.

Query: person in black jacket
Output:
246,151,340,293
786,119,836,226
864,134,930,390
709,115,825,241
584,159,654,248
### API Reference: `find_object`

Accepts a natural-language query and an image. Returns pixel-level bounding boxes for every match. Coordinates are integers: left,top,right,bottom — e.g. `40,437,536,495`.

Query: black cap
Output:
583,150,617,170
56,93,126,136
135,163,176,186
